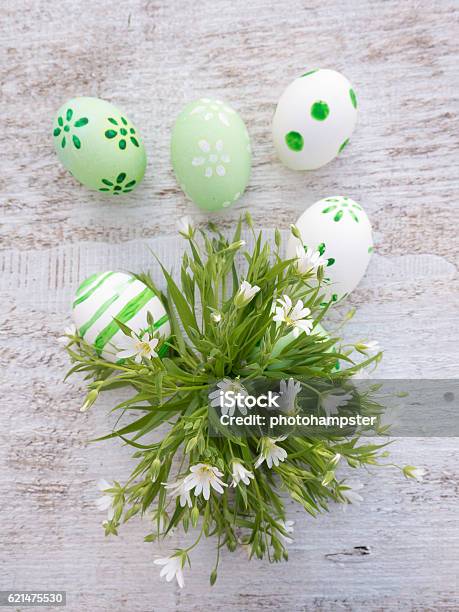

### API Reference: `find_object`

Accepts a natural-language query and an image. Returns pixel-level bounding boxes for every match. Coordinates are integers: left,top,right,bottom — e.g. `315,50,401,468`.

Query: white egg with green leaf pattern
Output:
287,197,373,301
72,271,170,363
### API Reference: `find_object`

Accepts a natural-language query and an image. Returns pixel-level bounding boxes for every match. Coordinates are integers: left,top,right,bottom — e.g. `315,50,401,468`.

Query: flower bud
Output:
191,506,200,528
80,389,98,412
227,537,237,552
150,457,161,482
290,224,301,240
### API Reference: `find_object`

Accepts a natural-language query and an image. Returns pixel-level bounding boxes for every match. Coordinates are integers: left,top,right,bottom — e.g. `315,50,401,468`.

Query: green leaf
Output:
159,263,198,335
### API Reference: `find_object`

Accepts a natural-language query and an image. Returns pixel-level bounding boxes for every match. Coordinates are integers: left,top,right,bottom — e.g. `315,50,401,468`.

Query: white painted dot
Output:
199,140,210,152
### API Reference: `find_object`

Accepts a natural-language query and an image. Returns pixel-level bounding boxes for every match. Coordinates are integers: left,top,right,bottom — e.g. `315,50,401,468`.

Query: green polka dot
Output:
285,131,304,152
338,138,349,154
311,101,329,121
349,88,357,109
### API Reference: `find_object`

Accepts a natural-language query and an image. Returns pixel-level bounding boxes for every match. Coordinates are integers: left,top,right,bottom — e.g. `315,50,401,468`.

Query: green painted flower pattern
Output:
321,197,362,223
104,116,140,150
301,69,318,77
317,242,336,267
349,88,357,109
99,172,137,194
338,138,349,154
53,108,89,150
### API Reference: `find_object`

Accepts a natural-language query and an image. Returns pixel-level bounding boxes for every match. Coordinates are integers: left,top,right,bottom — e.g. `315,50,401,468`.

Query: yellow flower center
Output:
136,341,152,356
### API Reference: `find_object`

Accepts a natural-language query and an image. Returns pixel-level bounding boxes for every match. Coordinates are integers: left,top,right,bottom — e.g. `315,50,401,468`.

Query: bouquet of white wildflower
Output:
64,215,418,588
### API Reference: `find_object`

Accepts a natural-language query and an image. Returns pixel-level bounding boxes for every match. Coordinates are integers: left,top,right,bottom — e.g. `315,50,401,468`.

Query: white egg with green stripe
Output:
72,271,170,363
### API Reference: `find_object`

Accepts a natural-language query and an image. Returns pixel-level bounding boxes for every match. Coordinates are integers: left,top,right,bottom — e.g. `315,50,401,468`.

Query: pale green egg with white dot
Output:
272,69,358,170
53,97,147,195
171,98,251,211
286,197,373,301
72,271,170,363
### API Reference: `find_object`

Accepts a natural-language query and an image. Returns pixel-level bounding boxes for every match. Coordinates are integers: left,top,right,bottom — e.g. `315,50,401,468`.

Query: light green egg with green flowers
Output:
52,97,147,195
171,98,251,211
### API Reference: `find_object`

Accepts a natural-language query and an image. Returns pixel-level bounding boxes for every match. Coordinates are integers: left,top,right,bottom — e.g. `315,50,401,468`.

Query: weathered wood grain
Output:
0,0,458,610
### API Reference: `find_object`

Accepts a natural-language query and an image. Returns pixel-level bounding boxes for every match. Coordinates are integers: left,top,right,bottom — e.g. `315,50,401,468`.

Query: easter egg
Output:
72,271,170,362
272,69,358,170
287,197,373,301
171,98,251,211
53,97,146,194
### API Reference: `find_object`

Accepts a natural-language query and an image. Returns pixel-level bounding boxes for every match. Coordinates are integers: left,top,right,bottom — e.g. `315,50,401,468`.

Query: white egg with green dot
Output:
53,97,146,194
272,69,358,170
72,271,170,363
171,98,251,211
286,197,373,301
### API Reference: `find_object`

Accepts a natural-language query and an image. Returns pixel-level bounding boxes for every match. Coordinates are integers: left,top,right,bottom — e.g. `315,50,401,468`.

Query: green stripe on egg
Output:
75,272,102,297
78,274,136,337
94,287,157,354
72,271,171,363
73,271,115,306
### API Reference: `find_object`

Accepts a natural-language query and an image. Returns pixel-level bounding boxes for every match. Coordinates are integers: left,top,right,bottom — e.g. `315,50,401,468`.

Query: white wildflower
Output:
96,479,115,521
272,295,313,337
321,392,352,416
116,331,159,363
410,467,426,481
295,244,327,275
403,466,426,481
277,378,301,413
231,461,254,487
357,341,381,355
163,478,193,508
210,311,222,323
254,437,288,469
58,324,77,344
154,554,185,588
183,464,227,500
208,378,249,416
234,280,260,308
177,216,194,238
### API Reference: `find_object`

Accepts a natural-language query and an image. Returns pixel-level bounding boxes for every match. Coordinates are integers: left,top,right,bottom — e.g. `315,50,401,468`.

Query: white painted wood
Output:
1,0,458,610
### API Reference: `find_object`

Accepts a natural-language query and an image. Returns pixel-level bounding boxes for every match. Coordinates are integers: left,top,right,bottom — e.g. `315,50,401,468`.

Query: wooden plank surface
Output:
1,0,458,610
